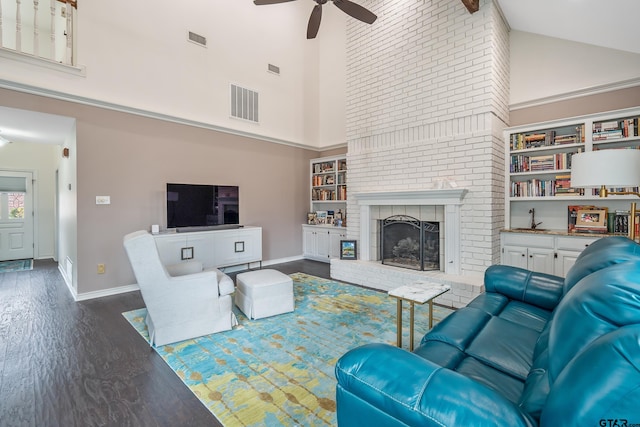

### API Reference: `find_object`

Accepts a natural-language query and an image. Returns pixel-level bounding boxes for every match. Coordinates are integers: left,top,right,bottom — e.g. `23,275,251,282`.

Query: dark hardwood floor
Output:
0,259,331,427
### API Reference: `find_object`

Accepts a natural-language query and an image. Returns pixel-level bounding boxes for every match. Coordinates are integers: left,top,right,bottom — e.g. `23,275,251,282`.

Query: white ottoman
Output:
235,269,294,319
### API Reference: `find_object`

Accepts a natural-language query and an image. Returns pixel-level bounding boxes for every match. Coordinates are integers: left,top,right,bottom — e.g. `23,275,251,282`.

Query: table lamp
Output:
571,149,640,240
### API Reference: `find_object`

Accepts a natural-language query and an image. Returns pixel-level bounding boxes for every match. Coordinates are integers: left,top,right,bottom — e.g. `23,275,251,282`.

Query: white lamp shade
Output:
571,150,640,188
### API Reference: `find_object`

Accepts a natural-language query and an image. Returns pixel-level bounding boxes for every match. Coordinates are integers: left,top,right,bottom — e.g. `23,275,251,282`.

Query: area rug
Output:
122,273,454,427
0,259,33,273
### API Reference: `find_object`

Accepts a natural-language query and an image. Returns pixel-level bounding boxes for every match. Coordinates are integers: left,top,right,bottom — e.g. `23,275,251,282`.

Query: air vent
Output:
230,84,259,123
188,31,207,47
268,63,280,75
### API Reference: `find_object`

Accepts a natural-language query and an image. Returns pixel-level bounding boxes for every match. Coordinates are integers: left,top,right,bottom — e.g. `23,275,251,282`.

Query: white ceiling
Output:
1,0,639,147
496,0,640,55
0,106,75,146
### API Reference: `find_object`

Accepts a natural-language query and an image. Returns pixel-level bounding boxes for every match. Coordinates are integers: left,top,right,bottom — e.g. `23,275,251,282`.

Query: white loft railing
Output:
0,0,76,66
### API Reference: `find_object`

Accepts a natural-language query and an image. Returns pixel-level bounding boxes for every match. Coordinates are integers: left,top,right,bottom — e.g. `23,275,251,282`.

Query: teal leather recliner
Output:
335,236,640,426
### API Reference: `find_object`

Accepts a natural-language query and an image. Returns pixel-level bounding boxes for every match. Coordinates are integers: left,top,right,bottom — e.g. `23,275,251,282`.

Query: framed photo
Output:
307,212,317,225
576,209,607,228
340,240,357,260
316,210,327,225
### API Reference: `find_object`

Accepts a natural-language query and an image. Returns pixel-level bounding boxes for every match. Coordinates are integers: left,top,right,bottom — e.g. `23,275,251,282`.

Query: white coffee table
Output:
388,281,451,351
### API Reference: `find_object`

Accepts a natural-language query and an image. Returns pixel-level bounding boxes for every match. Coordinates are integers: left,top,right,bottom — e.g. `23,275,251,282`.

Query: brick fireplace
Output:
329,0,509,307
331,189,484,308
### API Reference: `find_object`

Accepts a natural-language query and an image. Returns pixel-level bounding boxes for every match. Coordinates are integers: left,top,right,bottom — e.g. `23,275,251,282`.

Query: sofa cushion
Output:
456,357,525,403
541,325,640,425
518,348,550,421
419,306,492,352
548,260,640,381
564,235,640,294
465,316,539,381
484,265,564,310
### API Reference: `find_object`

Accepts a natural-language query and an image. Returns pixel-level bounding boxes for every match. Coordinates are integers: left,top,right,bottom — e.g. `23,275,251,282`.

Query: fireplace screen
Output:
380,215,440,271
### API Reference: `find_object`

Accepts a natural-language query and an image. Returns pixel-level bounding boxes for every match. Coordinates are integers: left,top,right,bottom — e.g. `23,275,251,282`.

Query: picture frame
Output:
307,212,317,225
576,209,607,228
340,240,357,260
316,210,327,225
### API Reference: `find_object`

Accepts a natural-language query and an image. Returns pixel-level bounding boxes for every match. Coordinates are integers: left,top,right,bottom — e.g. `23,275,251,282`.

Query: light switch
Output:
96,196,111,205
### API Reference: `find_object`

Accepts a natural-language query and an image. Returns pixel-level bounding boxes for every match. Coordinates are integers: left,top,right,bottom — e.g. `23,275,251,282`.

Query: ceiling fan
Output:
254,0,377,39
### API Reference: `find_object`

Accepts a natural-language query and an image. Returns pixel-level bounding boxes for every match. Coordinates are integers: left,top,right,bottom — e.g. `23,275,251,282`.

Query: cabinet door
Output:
185,234,214,268
317,230,330,260
502,245,528,269
303,227,318,257
214,229,261,267
329,229,347,259
555,250,580,277
527,247,555,275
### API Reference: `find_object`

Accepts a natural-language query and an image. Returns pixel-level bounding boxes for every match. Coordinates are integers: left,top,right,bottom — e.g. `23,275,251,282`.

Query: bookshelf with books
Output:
306,155,347,263
504,107,640,233
309,154,347,221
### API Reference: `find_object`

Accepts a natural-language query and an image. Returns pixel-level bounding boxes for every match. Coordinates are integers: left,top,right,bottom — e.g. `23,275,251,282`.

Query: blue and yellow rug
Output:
0,259,33,273
122,273,454,427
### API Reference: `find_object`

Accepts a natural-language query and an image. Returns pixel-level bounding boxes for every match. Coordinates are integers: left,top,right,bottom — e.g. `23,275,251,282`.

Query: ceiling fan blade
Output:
254,0,297,5
307,4,322,39
332,0,377,24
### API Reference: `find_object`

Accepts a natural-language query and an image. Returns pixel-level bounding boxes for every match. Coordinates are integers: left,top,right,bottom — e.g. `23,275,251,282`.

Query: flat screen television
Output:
166,183,239,230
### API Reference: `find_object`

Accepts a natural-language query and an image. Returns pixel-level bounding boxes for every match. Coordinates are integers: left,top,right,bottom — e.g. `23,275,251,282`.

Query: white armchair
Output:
123,230,237,346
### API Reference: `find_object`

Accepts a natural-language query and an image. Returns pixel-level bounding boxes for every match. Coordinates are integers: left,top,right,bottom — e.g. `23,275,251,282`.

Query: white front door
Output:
0,171,34,261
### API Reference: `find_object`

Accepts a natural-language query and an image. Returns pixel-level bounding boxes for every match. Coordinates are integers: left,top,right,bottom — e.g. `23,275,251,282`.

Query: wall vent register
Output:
230,84,259,123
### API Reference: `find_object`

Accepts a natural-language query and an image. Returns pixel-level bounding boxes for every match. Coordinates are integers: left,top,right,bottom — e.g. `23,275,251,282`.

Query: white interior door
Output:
0,171,34,261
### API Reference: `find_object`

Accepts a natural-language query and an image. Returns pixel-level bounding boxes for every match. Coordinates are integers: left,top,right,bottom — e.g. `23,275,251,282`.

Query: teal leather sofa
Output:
335,236,640,426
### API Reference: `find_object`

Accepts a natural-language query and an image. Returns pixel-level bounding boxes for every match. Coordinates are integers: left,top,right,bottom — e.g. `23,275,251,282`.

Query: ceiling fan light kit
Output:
254,0,377,39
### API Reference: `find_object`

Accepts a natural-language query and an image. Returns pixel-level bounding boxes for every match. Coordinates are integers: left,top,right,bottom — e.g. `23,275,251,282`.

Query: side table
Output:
388,281,451,351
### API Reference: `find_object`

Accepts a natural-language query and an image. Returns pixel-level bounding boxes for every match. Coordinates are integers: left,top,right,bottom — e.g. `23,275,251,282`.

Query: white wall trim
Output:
74,284,140,302
0,47,86,76
0,79,324,151
510,77,640,111
262,255,304,266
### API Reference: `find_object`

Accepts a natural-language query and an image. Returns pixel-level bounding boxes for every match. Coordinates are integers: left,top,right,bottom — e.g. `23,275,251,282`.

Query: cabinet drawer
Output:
556,236,598,251
502,233,554,248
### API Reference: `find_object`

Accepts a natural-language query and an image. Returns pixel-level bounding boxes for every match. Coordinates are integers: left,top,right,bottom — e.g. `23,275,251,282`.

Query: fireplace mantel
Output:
354,188,468,274
353,189,468,206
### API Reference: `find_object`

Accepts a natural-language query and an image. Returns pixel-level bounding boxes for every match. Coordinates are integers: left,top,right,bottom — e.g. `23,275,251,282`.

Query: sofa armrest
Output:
484,265,564,310
336,344,536,427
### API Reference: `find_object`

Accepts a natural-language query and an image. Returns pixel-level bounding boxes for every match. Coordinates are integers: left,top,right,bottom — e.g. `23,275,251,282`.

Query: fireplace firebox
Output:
379,215,440,271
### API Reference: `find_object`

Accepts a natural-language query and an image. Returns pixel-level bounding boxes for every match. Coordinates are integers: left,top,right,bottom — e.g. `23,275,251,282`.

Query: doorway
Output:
0,171,34,261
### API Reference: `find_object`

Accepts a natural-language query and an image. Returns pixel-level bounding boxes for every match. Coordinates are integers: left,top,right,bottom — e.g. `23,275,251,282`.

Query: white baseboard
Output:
262,255,304,266
74,284,140,302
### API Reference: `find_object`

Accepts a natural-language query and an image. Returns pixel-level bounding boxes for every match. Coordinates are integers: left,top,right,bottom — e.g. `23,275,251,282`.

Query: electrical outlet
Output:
97,264,105,274
96,196,111,205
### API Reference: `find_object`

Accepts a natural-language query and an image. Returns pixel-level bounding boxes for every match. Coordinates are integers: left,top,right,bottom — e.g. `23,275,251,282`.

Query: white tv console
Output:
153,226,262,270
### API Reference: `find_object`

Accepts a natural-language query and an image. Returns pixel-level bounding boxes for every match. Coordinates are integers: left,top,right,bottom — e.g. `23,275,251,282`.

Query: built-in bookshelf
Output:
504,107,640,230
310,155,347,219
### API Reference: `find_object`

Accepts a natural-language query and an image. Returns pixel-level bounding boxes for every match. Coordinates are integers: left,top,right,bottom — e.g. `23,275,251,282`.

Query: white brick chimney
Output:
339,0,509,277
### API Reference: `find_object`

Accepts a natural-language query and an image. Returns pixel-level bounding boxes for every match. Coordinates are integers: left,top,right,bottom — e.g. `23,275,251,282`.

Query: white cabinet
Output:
329,228,348,259
501,232,597,277
554,235,597,276
501,233,556,274
213,228,262,267
303,225,347,263
153,226,262,270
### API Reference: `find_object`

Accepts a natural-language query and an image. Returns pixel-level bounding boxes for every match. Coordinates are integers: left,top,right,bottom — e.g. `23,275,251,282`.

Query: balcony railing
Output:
0,0,76,66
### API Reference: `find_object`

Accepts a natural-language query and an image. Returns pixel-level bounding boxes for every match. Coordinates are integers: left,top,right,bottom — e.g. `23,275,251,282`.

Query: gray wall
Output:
1,87,320,294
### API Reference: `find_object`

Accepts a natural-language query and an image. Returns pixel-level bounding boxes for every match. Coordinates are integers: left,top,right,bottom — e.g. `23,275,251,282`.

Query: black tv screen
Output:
166,183,239,229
